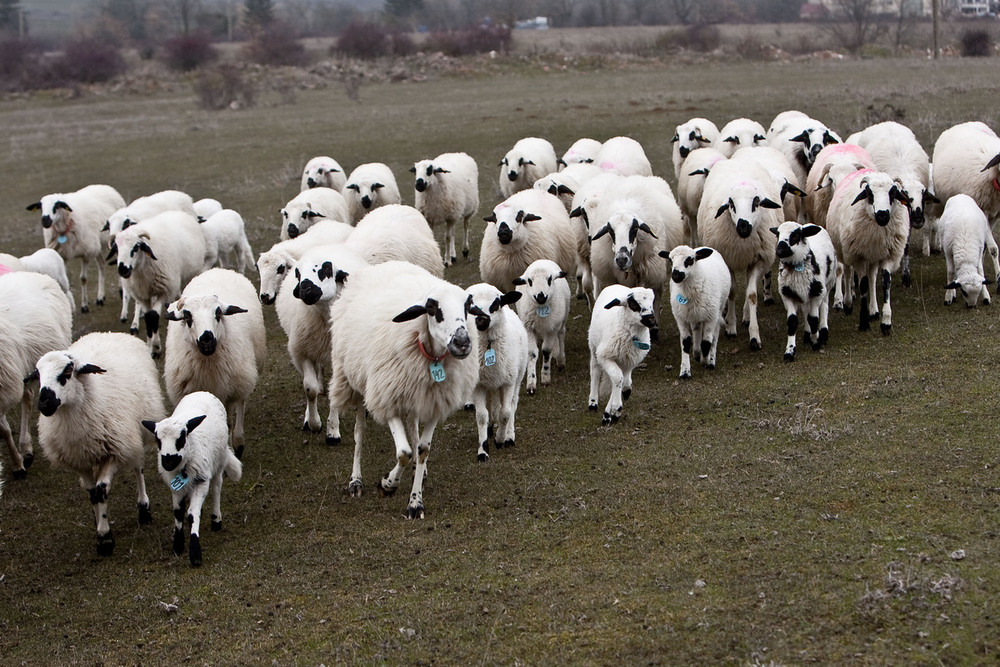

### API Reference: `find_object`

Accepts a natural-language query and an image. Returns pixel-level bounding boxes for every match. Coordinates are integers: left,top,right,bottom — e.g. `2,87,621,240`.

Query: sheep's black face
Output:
679,146,691,159
38,387,61,416
736,218,753,239
497,223,513,245
415,179,428,193
615,248,633,271
533,292,548,305
297,279,322,306
197,331,217,356
640,313,658,330
306,177,318,188
672,269,686,283
117,263,132,278
874,209,891,227
260,293,275,305
160,453,182,472
287,224,299,238
908,205,925,229
776,241,793,259
41,215,53,229
361,195,373,209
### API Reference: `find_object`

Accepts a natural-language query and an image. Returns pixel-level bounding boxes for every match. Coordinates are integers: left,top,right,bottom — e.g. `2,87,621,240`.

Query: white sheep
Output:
676,147,727,245
280,187,351,240
113,210,206,357
805,143,876,229
671,117,720,180
768,113,842,187
290,243,369,307
939,194,1000,308
826,169,910,333
345,204,443,276
0,248,75,311
164,268,266,460
32,332,165,556
732,146,807,224
200,209,254,273
766,110,810,140
588,285,657,425
559,137,603,169
0,272,72,479
26,184,125,313
301,155,347,192
534,162,604,213
465,282,529,462
567,172,624,301
480,189,578,291
342,162,402,224
499,137,558,198
770,222,838,361
712,118,768,159
193,198,223,221
255,220,354,304
142,391,242,567
411,152,480,266
933,121,1000,225
595,136,653,177
328,260,480,518
662,245,730,379
512,259,571,395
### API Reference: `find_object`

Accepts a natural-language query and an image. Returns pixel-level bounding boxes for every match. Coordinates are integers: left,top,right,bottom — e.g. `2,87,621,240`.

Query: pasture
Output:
2,54,1000,665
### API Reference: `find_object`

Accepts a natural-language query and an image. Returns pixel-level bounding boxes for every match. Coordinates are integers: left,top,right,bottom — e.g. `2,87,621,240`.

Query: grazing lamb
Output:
193,198,223,221
588,285,657,425
595,136,653,177
480,189,578,291
938,194,1000,308
805,143,876,229
534,162,604,213
411,152,480,266
770,222,838,361
465,283,529,462
933,121,1000,225
662,245,730,379
200,208,254,273
672,117,720,180
301,155,347,192
0,272,72,479
0,248,75,310
280,187,350,240
826,169,909,333
342,162,402,224
255,220,354,304
113,210,206,357
26,184,125,313
32,332,165,556
164,268,266,460
713,118,768,159
676,147,727,245
142,391,242,567
328,261,480,518
512,259,571,394
559,137,602,168
499,137,558,198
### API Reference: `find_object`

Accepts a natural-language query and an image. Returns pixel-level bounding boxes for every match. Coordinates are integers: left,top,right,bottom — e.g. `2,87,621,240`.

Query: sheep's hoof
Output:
622,388,631,402
189,535,202,567
749,338,761,351
902,273,912,288
588,402,598,411
12,468,26,480
129,327,139,336
22,451,33,468
81,305,90,314
450,255,457,265
405,503,425,520
234,445,244,460
301,421,311,432
151,351,161,360
477,451,489,463
880,323,892,336
763,296,774,306
96,298,105,306
818,329,829,345
811,342,823,351
784,352,795,363
502,439,514,448
325,435,341,446
120,316,127,323
462,249,470,258
96,531,115,557
705,363,716,370
377,479,396,497
526,386,535,396
601,412,618,426
173,528,185,555
944,299,952,306
211,519,222,532
966,303,977,310
680,371,692,380
347,479,363,497
725,331,737,339
138,502,153,525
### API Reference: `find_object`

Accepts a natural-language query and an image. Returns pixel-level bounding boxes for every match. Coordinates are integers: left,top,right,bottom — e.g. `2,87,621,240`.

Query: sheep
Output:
113,210,206,357
676,147,727,245
938,194,1000,308
499,137,558,198
200,208,254,273
193,198,223,221
770,222,838,361
411,152,480,267
480,189,578,292
567,172,624,300
164,268,266,460
0,272,72,479
671,117,720,180
255,220,354,304
712,118,768,159
533,161,604,213
805,143,876,230
698,157,784,350
280,187,351,240
0,248,75,311
301,155,347,192
595,136,653,177
768,113,842,187
933,121,1000,225
588,285,657,425
342,162,402,224
512,259,571,395
26,184,125,313
142,391,242,567
328,260,480,518
290,243,370,308
661,245,730,379
826,169,910,333
732,146,808,224
766,110,810,140
559,138,602,169
465,282,529,462
31,332,165,556
345,204,443,276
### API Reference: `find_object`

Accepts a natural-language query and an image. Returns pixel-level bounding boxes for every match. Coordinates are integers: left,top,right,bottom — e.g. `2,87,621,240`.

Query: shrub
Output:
654,24,721,54
244,21,308,66
192,63,255,110
51,37,125,84
391,31,416,57
960,29,993,57
333,20,390,59
163,31,218,72
424,25,511,57
0,37,41,80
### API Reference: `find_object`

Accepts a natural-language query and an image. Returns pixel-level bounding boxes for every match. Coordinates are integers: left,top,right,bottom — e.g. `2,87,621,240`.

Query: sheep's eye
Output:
547,277,552,286
276,265,285,274
216,307,224,322
294,269,300,279
526,278,533,287
685,257,694,268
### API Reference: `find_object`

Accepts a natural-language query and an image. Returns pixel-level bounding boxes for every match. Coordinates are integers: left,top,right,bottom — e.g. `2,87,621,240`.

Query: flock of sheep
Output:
3,112,1000,566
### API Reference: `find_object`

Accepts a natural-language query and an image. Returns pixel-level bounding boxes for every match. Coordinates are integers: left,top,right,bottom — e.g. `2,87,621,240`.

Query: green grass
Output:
3,55,1000,665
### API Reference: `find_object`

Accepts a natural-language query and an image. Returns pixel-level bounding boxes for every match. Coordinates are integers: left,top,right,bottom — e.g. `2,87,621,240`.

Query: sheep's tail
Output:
225,448,243,483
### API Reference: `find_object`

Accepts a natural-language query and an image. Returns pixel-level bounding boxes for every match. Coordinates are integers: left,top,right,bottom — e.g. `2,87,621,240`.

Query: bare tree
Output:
668,0,699,24
824,0,890,52
626,0,655,24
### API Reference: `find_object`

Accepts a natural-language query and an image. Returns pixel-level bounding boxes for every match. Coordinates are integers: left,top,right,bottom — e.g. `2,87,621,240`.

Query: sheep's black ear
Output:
483,212,497,223
781,182,807,199
511,277,527,286
982,153,1000,172
223,305,248,316
759,198,782,209
637,222,658,238
851,187,871,206
924,191,941,204
670,133,679,143
695,247,714,260
408,166,417,173
945,281,961,289
434,167,450,174
789,130,810,144
715,203,729,218
346,183,360,191
769,227,780,237
890,186,911,206
688,168,710,176
186,414,207,434
557,157,568,166
556,184,575,196
164,309,183,321
306,211,326,219
53,200,72,212
26,201,41,211
658,250,670,258
556,271,568,280
105,247,117,263
604,298,622,309
101,221,110,231
591,224,612,241
500,290,522,306
76,364,106,375
753,133,766,143
141,420,158,434
569,206,584,218
823,130,839,145
138,241,157,260
392,304,427,322
335,269,349,284
801,224,823,237
23,368,39,384
522,213,542,223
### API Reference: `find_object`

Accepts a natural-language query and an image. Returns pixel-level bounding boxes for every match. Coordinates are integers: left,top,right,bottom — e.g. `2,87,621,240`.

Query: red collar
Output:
415,333,448,362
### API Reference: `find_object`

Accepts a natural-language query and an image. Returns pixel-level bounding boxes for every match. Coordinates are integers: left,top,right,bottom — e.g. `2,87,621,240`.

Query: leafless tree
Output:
823,0,890,52
668,0,699,24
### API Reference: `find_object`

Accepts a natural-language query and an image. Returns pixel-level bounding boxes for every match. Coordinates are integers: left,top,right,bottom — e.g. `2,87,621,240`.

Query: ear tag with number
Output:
484,347,497,367
57,235,68,244
633,338,650,351
170,472,189,491
429,361,446,382
536,304,551,318
675,293,688,305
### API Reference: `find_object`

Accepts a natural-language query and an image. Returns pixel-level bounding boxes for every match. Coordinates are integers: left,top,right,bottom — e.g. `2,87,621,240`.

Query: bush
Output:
654,24,721,54
333,20,390,59
244,21,308,66
0,37,42,81
163,31,218,72
424,25,511,57
193,64,255,110
960,29,993,57
51,37,125,84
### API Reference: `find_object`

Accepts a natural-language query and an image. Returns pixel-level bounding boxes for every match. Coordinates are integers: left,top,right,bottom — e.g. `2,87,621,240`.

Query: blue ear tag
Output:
170,472,189,491
633,338,650,351
57,235,68,244
675,293,688,305
484,348,497,367
429,361,446,382
536,304,551,318
794,263,805,272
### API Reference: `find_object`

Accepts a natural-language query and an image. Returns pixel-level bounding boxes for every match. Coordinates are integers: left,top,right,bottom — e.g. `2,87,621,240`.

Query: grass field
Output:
2,53,1000,665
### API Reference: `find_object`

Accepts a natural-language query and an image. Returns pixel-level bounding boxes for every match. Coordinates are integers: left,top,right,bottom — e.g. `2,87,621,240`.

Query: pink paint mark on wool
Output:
831,169,875,206
0,263,13,276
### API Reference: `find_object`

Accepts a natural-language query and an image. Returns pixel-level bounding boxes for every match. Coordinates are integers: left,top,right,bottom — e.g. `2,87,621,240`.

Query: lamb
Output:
559,137,602,169
301,155,347,192
698,157,784,350
595,136,653,177
712,118,768,159
671,117,720,180
280,187,351,240
290,243,369,307
255,220,354,304
770,222,838,361
142,391,242,567
465,283,529,462
533,162,604,213
480,189,578,291
31,332,165,556
26,184,125,313
676,147,727,245
411,152,480,267
499,137,558,198
0,272,72,479
512,259,571,395
113,210,206,356
588,285,657,425
164,268,266,460
200,208,254,273
932,121,1000,225
193,198,223,221
342,162,402,224
0,248,75,311
661,245,730,379
768,113,842,187
938,194,1000,308
328,260,480,518
805,143,876,229
826,169,910,333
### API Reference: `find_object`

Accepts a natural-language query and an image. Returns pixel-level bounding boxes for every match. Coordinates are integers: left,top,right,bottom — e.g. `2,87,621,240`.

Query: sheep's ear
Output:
715,203,729,218
945,281,962,289
392,304,427,322
789,130,810,144
511,276,527,286
823,130,839,145
851,187,871,206
141,420,157,434
53,200,72,212
695,247,714,260
105,247,117,263
981,153,1000,172
434,167,450,174
637,222,658,238
753,133,766,143
658,250,670,258
801,224,823,238
759,198,782,209
688,168,710,176
500,290,522,306
26,201,41,211
557,157,568,166
76,363,106,375
335,269,349,284
222,305,248,316
306,210,326,220
591,223,612,241
164,309,183,321
138,240,157,259
556,184,575,196
569,206,584,218
890,186,911,206
23,368,39,385
483,212,497,223
346,183,360,191
670,132,679,143
924,191,941,204
769,226,780,237
522,213,542,223
186,414,207,434
408,166,417,173
101,220,110,231
781,181,807,200
556,271,568,280
318,261,334,280
603,298,622,310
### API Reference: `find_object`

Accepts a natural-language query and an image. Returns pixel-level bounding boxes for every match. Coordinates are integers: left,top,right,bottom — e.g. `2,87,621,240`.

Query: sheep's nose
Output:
810,144,822,158
679,146,690,158
874,210,891,226
507,170,518,182
197,331,217,356
534,293,547,305
448,328,472,359
497,224,513,245
160,454,182,472
38,387,60,417
415,180,428,193
41,215,52,228
640,314,658,330
297,280,322,306
117,263,131,278
474,315,491,331
909,207,925,229
260,293,275,305
361,195,372,209
672,269,685,283
287,224,299,238
736,219,753,238
615,249,632,271
776,242,792,259
306,177,318,188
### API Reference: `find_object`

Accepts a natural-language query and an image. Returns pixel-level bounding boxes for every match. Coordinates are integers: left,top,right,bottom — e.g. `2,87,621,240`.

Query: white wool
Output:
732,145,806,223
676,147,727,245
106,190,196,242
939,194,1000,308
933,121,1000,224
534,162,604,213
0,248,75,311
255,220,354,304
280,187,351,240
766,110,810,140
672,117,720,181
568,172,625,298
344,204,444,278
712,118,768,158
513,259,571,395
193,198,223,220
342,162,402,224
595,136,653,177
200,208,255,273
805,143,876,229
412,152,479,266
559,137,602,169
665,245,730,379
301,155,347,192
499,137,558,198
